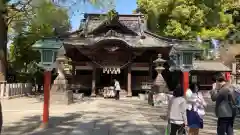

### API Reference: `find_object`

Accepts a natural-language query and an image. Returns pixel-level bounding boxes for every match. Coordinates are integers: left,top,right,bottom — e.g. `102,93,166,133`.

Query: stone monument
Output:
50,46,73,105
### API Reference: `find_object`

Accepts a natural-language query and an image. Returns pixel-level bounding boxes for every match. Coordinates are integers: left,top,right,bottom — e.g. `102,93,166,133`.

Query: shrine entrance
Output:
96,67,127,90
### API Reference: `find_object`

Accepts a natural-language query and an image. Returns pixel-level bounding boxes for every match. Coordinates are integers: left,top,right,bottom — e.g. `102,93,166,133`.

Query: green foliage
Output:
8,0,70,82
137,0,237,40
5,0,114,82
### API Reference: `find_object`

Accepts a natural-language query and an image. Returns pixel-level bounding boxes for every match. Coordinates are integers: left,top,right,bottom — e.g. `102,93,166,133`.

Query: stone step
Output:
119,90,127,97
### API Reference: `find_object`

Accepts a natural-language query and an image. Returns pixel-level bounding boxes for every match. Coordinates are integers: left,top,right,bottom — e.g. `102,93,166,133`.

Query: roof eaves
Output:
84,13,144,19
88,18,139,36
144,31,198,45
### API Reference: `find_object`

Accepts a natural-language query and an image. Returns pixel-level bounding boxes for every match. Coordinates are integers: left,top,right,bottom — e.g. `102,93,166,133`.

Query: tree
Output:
0,0,115,82
137,0,237,40
8,0,71,83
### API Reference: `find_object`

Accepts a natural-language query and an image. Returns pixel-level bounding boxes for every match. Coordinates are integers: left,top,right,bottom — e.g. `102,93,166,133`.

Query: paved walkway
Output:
1,97,162,135
69,98,162,135
1,96,240,135
134,98,240,135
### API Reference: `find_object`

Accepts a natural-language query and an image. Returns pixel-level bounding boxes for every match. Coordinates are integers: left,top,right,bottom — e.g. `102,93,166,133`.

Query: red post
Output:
183,71,189,95
225,72,231,82
41,71,51,128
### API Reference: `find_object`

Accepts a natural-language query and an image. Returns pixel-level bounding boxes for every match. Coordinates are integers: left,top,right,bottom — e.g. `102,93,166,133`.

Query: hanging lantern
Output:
103,67,107,73
117,68,120,74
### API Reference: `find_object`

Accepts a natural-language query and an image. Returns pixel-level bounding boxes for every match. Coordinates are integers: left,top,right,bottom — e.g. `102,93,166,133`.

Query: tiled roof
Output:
192,61,231,71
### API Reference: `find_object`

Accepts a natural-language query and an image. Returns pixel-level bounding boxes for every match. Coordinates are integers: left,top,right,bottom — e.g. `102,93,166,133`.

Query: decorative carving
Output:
87,20,102,32
120,20,141,32
105,30,124,37
104,46,119,52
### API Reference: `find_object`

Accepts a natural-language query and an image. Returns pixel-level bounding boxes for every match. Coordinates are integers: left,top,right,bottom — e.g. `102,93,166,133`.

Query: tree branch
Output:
7,0,34,26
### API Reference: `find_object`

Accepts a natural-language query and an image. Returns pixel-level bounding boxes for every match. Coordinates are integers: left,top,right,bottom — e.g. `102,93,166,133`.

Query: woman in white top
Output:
186,83,207,135
167,85,187,135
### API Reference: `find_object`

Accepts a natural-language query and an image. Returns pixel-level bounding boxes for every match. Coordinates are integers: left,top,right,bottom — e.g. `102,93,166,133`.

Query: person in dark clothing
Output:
210,74,236,135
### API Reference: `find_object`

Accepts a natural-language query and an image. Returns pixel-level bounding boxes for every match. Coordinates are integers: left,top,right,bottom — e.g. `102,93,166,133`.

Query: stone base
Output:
50,90,74,105
90,93,96,97
39,122,48,129
54,79,68,84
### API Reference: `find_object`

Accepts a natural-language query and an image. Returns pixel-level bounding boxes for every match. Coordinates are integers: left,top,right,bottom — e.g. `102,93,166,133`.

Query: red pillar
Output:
182,71,189,95
41,71,51,128
225,72,231,82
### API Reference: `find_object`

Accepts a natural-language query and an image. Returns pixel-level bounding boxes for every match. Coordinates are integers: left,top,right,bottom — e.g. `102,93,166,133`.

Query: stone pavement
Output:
1,97,162,135
70,98,162,135
134,97,240,135
1,97,95,135
1,96,240,135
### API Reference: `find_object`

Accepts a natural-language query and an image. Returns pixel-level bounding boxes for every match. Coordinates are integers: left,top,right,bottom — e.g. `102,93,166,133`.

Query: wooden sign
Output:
192,75,197,83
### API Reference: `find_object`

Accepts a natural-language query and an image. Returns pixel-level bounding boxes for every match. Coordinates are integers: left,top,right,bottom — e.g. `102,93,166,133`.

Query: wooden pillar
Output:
149,57,153,81
182,71,189,96
127,65,132,97
91,66,96,97
71,64,76,84
232,62,236,84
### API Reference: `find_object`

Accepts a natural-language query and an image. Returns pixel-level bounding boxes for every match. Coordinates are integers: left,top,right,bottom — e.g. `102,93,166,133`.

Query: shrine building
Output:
56,13,231,96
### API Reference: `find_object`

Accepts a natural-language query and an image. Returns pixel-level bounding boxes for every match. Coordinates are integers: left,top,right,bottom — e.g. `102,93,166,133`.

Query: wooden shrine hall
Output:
55,13,229,96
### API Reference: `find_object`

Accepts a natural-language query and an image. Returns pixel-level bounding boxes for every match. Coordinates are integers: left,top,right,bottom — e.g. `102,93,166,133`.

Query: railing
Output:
0,82,32,99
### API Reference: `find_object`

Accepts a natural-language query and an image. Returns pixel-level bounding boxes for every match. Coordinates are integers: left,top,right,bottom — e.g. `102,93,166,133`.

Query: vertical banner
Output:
211,38,220,59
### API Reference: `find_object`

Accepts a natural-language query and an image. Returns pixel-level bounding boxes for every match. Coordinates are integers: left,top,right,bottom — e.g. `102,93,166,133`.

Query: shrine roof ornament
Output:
84,13,143,35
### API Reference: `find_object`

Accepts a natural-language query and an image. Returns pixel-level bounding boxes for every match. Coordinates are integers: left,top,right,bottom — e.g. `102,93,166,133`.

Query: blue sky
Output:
70,0,137,31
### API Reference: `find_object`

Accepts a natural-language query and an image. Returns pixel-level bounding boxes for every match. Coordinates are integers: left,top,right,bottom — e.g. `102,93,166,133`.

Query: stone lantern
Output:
153,54,168,93
148,54,168,106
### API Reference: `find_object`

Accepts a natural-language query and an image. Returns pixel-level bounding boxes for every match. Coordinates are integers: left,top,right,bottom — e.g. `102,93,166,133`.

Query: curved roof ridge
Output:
144,31,198,44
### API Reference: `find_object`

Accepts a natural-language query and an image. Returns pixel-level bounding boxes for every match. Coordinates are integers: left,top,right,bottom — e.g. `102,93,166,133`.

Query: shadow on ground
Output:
2,97,240,135
2,98,163,135
127,98,240,135
2,112,83,135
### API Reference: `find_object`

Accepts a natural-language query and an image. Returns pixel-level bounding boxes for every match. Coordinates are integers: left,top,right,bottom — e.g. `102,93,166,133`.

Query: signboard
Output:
191,75,197,83
236,57,240,84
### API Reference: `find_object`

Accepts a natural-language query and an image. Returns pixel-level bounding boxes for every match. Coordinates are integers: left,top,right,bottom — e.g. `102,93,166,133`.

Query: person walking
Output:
210,74,236,135
114,79,121,100
186,83,207,135
167,86,187,135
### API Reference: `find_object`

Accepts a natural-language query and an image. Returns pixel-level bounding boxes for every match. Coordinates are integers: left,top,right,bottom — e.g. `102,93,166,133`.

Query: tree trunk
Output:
0,11,7,82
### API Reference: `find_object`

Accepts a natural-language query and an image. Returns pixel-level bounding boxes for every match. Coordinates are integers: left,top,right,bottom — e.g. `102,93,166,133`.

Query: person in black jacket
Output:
210,74,236,135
